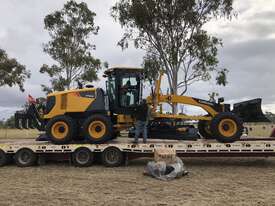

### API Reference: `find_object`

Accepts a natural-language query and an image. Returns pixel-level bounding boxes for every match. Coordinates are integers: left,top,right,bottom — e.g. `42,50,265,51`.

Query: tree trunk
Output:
171,72,178,114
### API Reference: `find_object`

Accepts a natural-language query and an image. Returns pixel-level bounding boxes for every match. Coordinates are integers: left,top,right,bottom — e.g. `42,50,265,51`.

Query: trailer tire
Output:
83,114,113,144
46,115,76,144
101,147,124,167
72,147,94,167
0,150,8,167
14,148,37,167
198,120,213,139
210,112,243,143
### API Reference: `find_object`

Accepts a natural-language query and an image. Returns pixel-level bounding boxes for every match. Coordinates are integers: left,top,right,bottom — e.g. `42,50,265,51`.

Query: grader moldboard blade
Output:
232,98,270,123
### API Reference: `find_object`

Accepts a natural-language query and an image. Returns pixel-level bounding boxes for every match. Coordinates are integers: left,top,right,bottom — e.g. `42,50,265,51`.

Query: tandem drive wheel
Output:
14,148,37,167
72,147,94,167
82,114,113,144
46,115,76,144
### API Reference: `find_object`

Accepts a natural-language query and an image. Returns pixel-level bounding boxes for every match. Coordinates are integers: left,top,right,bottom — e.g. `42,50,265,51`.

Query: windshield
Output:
119,75,140,107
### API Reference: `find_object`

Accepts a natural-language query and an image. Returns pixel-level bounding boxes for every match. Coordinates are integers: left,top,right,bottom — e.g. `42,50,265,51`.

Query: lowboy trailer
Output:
1,137,275,168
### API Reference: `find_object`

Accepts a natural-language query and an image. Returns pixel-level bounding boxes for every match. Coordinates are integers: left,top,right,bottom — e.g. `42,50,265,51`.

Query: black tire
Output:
82,114,113,144
46,115,76,144
210,112,243,143
198,120,213,139
101,147,124,167
14,148,37,167
72,147,94,167
0,150,8,167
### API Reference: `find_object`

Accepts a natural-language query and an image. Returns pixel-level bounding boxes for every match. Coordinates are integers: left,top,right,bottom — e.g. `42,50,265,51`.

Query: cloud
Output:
0,0,275,120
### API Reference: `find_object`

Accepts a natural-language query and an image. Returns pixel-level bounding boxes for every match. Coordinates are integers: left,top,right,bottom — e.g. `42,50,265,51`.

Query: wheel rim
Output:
18,150,32,165
51,121,69,140
76,150,90,165
218,119,237,137
105,150,119,164
88,121,106,139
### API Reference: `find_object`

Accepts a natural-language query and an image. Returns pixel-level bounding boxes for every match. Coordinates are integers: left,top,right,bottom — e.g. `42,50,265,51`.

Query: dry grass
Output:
1,129,275,205
0,129,39,139
1,158,275,206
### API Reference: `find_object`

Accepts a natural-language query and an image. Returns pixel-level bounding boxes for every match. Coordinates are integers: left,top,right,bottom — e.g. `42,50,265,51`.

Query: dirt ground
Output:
1,157,275,206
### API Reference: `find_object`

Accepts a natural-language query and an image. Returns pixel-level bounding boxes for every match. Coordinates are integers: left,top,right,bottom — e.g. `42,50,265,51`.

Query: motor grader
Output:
15,67,243,144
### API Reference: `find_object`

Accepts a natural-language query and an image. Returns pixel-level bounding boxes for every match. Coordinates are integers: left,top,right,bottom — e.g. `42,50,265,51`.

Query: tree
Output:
4,115,15,128
0,48,30,92
40,0,104,93
112,0,233,103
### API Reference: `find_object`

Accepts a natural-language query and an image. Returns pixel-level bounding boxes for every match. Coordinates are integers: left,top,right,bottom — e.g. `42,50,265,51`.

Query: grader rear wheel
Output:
210,112,243,143
83,114,113,144
46,115,76,144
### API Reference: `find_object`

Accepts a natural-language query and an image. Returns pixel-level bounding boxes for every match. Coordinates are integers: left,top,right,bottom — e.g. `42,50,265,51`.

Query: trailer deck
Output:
1,137,275,154
1,137,275,167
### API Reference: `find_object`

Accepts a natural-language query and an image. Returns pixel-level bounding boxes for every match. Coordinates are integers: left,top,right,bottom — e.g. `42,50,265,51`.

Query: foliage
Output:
0,49,30,92
41,0,104,93
265,112,275,123
112,0,234,96
208,92,219,103
0,115,16,129
4,115,15,128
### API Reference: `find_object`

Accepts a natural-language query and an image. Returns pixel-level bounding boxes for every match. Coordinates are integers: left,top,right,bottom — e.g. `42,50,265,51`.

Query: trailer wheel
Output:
83,114,113,144
14,148,37,167
0,150,8,167
198,120,213,139
210,112,243,143
46,115,76,144
101,147,124,167
72,147,94,167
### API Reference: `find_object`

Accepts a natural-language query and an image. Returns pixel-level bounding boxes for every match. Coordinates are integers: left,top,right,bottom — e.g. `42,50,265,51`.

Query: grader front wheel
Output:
210,112,243,143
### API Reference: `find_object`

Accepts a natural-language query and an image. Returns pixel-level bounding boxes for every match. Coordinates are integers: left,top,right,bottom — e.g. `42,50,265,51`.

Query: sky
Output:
0,0,275,119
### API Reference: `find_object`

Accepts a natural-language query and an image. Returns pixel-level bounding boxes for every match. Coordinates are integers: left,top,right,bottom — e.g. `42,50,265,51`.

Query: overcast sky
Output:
0,0,275,119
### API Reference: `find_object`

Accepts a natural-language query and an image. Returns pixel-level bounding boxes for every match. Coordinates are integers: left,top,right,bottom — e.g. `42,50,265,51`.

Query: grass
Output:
0,129,40,139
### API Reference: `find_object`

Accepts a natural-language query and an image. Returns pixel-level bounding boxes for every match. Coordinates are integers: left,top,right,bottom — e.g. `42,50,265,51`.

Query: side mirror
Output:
218,97,224,104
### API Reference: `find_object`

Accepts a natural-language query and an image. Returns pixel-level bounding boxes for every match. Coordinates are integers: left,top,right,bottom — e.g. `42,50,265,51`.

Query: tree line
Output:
0,0,274,116
0,0,233,95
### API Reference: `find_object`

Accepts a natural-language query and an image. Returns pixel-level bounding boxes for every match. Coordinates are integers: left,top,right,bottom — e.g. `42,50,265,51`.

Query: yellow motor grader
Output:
15,67,243,144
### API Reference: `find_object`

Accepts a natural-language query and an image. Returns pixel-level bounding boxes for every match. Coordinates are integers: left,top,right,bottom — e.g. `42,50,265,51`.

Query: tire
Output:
0,150,8,167
14,148,37,167
46,115,76,144
72,147,94,167
82,114,113,144
210,112,243,143
198,120,213,139
101,147,124,167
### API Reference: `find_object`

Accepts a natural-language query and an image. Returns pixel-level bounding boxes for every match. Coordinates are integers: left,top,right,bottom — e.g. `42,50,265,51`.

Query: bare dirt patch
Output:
1,157,275,206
